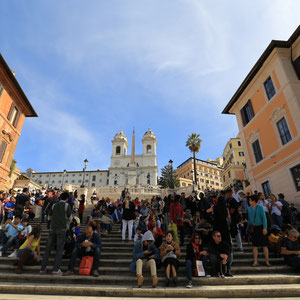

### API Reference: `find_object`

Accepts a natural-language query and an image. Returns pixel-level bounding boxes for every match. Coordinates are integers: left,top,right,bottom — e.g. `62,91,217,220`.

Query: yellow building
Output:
176,157,223,191
223,26,300,202
221,137,246,191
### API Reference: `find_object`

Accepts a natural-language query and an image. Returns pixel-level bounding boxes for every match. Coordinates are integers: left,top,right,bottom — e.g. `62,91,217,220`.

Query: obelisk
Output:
130,128,135,165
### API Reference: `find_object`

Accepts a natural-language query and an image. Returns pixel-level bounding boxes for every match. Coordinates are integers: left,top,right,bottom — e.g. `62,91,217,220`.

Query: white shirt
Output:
270,201,282,216
258,199,269,213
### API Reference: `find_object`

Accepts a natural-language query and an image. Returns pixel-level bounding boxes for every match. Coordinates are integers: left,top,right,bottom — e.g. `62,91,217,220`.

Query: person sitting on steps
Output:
129,230,159,288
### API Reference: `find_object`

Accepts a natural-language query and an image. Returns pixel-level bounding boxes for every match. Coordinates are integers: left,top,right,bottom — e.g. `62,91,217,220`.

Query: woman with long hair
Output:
16,225,42,274
160,231,181,287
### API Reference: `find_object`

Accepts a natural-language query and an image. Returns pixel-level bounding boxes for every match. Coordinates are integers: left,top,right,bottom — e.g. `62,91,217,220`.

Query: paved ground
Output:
0,296,300,300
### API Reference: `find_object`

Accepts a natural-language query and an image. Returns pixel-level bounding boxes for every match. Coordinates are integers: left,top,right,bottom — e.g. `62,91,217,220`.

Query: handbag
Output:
195,260,205,277
79,256,94,276
161,250,177,262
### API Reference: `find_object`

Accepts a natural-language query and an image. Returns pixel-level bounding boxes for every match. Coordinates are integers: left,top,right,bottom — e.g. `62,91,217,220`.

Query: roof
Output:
177,157,223,170
0,54,38,117
222,25,300,114
29,169,109,174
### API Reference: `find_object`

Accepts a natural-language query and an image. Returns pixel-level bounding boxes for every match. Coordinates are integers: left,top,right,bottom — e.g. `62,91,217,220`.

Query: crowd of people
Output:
0,187,299,288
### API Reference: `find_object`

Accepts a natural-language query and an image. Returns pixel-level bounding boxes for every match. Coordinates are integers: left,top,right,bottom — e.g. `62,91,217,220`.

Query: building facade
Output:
223,26,300,203
221,137,246,191
25,128,158,189
0,54,37,191
25,168,109,189
109,129,158,186
176,157,223,191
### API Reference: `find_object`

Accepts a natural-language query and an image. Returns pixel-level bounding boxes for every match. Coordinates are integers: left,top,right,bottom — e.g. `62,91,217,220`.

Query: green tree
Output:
186,133,202,186
158,164,179,189
9,159,17,177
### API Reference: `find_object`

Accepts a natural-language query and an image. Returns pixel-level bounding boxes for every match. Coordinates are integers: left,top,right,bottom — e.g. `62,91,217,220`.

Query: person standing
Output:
170,195,184,246
122,196,135,242
15,188,30,216
40,191,72,275
248,195,270,267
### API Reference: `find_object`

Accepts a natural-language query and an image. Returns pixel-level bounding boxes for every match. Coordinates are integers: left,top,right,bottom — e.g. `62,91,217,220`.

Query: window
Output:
146,145,152,153
86,174,89,176
0,82,3,97
0,141,7,163
58,180,61,183
264,77,276,100
52,181,55,183
277,117,292,145
200,179,204,183
116,146,121,155
52,174,55,177
32,175,35,177
238,141,241,146
71,180,75,183
223,175,225,182
7,104,20,128
85,180,88,183
291,164,300,192
262,181,271,198
215,176,218,179
65,180,68,183
78,180,81,183
45,181,49,184
228,171,231,178
239,152,244,156
99,179,102,182
46,175,49,177
72,174,75,177
114,180,117,185
216,183,219,186
210,175,213,178
206,180,209,184
252,139,263,163
79,174,82,176
229,143,232,149
92,175,96,181
211,181,214,185
92,183,95,187
59,174,62,177
182,182,186,187
39,175,42,177
240,100,255,126
205,174,208,177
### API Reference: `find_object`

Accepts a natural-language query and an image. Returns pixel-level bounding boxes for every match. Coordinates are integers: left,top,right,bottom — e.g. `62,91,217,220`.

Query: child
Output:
268,224,282,257
134,226,143,243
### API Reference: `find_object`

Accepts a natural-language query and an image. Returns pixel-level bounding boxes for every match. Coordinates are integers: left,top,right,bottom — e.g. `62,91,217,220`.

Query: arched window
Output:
146,145,152,153
116,146,121,155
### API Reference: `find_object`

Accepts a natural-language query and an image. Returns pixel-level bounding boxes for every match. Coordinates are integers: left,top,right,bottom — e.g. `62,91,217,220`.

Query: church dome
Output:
142,128,156,141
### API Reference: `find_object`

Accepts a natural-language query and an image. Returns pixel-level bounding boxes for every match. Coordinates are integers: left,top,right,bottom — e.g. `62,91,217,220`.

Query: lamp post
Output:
169,159,174,189
61,169,67,190
81,159,88,188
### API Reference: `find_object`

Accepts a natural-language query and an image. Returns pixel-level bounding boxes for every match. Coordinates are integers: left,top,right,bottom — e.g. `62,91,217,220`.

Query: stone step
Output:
0,273,298,286
0,281,299,298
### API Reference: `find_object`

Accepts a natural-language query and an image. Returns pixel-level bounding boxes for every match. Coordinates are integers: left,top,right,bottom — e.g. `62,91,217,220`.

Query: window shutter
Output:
7,104,14,121
13,111,20,128
0,141,7,163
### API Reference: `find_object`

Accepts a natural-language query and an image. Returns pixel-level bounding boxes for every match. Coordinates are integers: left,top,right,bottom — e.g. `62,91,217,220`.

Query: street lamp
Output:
61,169,67,190
169,159,174,189
81,159,88,188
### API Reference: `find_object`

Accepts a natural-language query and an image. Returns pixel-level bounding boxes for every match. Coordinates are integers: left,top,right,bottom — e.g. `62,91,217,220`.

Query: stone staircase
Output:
0,205,299,298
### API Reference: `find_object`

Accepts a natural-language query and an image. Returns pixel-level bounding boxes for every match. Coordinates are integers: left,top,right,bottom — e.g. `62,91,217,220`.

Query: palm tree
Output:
186,133,202,188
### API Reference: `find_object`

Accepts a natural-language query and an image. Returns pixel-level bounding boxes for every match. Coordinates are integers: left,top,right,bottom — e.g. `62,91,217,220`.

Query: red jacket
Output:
170,202,184,226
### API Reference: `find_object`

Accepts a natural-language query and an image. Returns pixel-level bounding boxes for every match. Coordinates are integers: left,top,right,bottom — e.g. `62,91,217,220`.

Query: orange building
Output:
0,54,37,191
223,26,300,203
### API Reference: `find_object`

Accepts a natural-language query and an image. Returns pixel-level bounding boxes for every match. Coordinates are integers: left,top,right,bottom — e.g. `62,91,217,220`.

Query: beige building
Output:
221,137,246,191
176,157,223,191
222,26,300,202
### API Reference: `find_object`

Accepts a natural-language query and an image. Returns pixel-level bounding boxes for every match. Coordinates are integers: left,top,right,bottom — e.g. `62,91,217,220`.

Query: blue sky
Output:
0,0,299,173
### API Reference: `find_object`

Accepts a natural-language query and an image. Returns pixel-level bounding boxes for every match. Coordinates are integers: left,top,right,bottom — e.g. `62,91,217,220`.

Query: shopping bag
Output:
79,256,94,276
195,260,205,277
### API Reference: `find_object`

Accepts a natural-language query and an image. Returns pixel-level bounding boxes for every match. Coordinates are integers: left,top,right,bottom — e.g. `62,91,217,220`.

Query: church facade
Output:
109,129,158,186
25,128,158,188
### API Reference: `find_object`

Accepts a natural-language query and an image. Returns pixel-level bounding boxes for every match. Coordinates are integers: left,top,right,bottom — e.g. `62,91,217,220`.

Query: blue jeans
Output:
68,246,101,271
186,255,208,281
41,228,66,271
17,247,41,261
272,214,283,227
0,230,17,254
